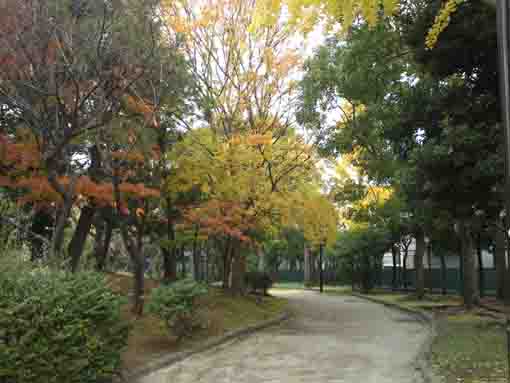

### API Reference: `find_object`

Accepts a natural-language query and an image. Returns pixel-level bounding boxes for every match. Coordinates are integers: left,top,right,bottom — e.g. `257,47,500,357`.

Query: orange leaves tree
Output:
0,0,164,258
111,151,162,315
0,0,196,315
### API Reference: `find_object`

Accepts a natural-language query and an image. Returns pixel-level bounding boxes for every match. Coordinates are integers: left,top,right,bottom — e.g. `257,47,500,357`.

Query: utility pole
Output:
496,1,510,380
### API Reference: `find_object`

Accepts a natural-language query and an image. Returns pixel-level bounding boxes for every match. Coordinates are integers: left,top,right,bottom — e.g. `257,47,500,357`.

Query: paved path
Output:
140,290,431,383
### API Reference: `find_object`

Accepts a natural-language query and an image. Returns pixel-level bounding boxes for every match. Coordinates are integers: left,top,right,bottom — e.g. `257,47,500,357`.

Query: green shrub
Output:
245,271,273,295
0,266,129,383
147,279,208,340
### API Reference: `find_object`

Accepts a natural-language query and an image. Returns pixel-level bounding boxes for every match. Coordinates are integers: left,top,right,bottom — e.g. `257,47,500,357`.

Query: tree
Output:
262,227,306,273
92,207,115,271
335,224,391,293
0,0,197,315
161,0,332,294
163,0,301,138
401,0,500,307
252,0,398,32
0,0,163,258
299,21,428,296
165,126,335,294
252,0,496,45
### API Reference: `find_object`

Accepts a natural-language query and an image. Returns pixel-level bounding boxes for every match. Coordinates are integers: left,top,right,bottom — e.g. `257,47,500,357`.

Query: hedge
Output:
0,263,129,383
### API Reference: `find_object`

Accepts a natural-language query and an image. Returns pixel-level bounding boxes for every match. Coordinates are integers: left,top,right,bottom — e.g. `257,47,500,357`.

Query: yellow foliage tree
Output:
252,0,398,32
161,0,301,140
165,126,337,291
299,191,338,247
160,0,340,291
252,0,496,48
166,126,337,248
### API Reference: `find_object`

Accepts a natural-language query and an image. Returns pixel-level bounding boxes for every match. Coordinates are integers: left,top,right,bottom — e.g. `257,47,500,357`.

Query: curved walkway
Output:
140,290,431,383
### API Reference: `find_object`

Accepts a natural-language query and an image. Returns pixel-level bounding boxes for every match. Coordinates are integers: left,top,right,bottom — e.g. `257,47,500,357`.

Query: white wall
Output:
382,239,495,269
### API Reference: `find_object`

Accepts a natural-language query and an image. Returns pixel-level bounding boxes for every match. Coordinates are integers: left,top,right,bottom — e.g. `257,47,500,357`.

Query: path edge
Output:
123,311,291,382
351,292,441,383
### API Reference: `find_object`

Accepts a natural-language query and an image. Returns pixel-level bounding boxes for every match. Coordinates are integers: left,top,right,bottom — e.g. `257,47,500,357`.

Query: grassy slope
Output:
353,291,508,383
106,273,288,373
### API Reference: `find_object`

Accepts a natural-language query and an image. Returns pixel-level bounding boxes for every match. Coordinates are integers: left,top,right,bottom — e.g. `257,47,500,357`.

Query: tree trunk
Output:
94,219,105,267
162,247,177,282
257,247,265,271
477,234,484,298
131,247,145,316
29,209,54,261
459,247,464,296
310,250,319,286
230,241,245,295
133,228,146,316
113,175,145,316
94,216,113,271
415,229,425,299
68,205,96,272
360,255,372,293
505,235,510,305
48,174,78,258
427,243,432,293
304,246,312,287
180,245,186,278
494,226,506,300
162,221,177,282
403,250,408,290
118,225,145,316
223,239,232,289
192,228,200,281
351,259,356,291
204,244,210,283
458,221,478,309
50,198,74,258
289,258,297,272
440,252,447,295
391,244,398,290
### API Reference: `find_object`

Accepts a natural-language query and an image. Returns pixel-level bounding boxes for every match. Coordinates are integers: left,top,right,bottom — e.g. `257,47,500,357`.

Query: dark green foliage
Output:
244,271,274,295
334,227,391,292
147,279,208,340
402,0,497,98
0,262,129,383
261,228,305,274
401,0,503,223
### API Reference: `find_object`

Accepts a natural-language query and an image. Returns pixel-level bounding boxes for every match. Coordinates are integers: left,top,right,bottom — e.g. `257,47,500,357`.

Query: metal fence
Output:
378,267,498,295
275,267,500,295
274,269,346,286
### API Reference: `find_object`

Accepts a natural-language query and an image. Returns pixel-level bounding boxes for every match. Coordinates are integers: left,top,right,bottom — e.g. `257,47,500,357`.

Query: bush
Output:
245,271,273,295
147,279,208,340
0,265,129,383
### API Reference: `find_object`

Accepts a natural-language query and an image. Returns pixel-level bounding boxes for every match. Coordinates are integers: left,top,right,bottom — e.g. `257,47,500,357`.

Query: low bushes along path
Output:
140,289,431,383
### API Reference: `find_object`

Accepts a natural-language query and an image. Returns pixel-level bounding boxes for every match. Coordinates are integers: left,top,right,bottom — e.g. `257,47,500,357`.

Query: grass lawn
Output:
272,281,306,289
106,273,288,374
272,282,352,295
361,290,462,310
431,314,507,383
353,290,508,383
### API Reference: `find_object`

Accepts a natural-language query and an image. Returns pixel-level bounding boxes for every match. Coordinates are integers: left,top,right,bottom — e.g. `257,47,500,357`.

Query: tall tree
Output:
162,0,324,294
0,0,163,258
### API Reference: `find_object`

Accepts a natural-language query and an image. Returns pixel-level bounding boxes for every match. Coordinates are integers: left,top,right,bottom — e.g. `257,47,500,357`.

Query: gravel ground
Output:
140,289,431,383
